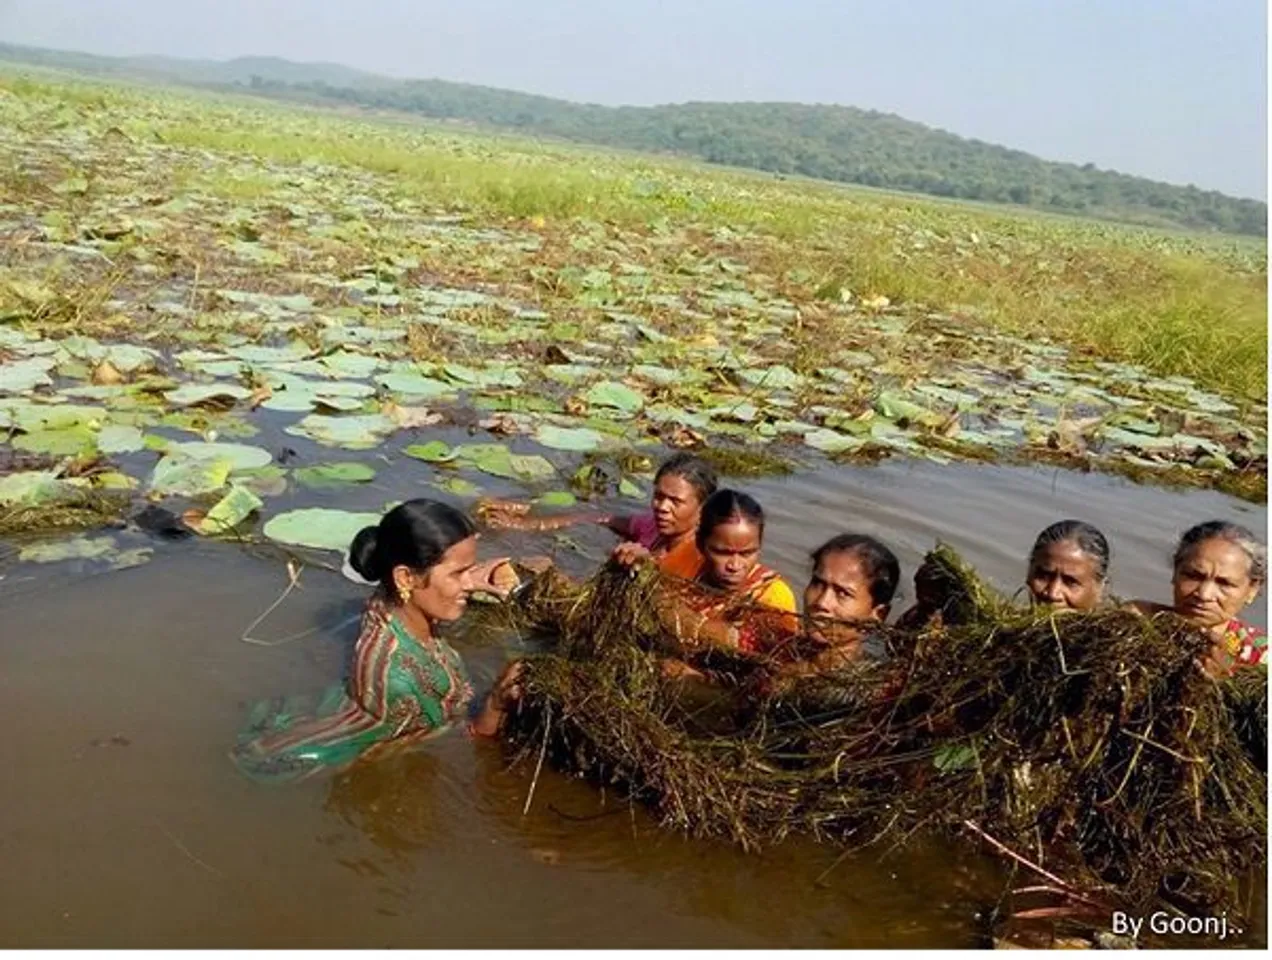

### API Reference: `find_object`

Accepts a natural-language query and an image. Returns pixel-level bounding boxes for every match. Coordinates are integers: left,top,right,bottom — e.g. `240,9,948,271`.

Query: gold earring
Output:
397,582,411,604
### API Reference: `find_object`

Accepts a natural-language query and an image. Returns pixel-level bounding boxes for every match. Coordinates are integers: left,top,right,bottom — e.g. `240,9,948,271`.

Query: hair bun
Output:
349,526,382,582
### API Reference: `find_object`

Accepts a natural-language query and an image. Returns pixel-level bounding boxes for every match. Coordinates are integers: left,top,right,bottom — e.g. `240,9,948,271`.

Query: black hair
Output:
655,453,718,504
349,499,477,596
1029,520,1110,582
1173,520,1266,583
696,489,764,550
810,533,901,606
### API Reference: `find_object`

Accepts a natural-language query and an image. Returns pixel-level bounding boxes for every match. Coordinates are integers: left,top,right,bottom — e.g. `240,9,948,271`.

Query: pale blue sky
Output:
0,0,1265,198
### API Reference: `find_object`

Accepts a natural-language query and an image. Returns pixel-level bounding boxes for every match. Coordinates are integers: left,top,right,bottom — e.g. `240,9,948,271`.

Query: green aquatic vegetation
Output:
262,507,381,552
533,424,606,452
536,490,577,507
293,462,377,489
196,484,264,536
18,534,146,567
0,66,1262,559
285,413,398,449
403,440,456,463
695,445,796,477
584,381,645,416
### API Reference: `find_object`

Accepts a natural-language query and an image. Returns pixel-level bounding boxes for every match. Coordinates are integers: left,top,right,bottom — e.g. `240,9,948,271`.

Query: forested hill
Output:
0,43,1264,236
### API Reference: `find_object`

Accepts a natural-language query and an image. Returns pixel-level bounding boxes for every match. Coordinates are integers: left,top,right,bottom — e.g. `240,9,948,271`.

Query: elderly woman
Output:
1129,520,1266,676
1025,520,1110,612
896,520,1110,629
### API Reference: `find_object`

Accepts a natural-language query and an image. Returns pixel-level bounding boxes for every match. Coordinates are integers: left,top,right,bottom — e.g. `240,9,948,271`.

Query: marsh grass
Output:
4,70,1267,399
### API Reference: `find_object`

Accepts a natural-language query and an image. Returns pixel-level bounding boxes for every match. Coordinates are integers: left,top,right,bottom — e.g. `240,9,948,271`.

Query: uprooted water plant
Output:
498,547,1267,938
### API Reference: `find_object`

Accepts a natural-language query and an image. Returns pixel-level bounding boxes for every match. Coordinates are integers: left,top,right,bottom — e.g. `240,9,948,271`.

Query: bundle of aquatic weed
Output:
501,547,1266,922
1220,663,1268,772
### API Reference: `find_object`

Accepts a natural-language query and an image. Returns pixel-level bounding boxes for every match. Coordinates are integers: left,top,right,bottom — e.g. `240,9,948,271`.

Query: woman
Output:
1129,520,1266,676
896,520,1109,629
798,533,901,665
1024,520,1110,612
233,499,514,783
479,453,717,578
661,488,798,646
660,532,901,697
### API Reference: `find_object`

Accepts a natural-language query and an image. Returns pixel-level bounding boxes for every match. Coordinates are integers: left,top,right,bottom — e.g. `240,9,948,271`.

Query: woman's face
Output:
394,535,480,623
651,474,703,539
701,517,761,591
1026,540,1104,612
1172,538,1260,629
804,550,887,644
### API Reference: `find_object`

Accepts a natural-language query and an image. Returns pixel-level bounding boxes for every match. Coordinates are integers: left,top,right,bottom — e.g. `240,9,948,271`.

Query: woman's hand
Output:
465,557,518,599
610,541,652,569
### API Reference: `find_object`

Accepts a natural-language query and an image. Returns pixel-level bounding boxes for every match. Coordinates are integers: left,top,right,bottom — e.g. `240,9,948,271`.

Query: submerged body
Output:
234,499,511,783
233,597,473,783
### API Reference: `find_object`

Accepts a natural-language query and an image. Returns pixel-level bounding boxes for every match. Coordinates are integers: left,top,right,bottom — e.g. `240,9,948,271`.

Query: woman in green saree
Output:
233,499,514,783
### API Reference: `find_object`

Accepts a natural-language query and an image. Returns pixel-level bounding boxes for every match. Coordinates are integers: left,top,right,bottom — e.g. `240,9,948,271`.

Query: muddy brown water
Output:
0,457,1265,948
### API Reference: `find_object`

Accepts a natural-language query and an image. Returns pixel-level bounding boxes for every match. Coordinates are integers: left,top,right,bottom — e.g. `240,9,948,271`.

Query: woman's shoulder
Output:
627,511,660,548
753,569,798,613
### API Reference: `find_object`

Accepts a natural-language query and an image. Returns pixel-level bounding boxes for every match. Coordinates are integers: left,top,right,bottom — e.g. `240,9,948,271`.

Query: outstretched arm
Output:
476,497,630,535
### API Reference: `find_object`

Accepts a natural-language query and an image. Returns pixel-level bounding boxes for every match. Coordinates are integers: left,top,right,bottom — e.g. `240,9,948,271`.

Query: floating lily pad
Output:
403,440,456,463
167,442,274,471
164,383,252,408
234,464,290,497
0,470,71,506
804,428,865,454
97,424,146,455
295,462,378,488
585,380,644,415
533,425,605,452
20,536,118,564
149,455,233,498
431,476,480,497
12,425,98,456
875,391,945,428
263,508,382,553
0,357,56,393
320,351,383,379
449,443,555,481
198,485,264,535
630,365,681,386
536,491,577,507
738,365,802,390
285,413,397,449
377,372,454,398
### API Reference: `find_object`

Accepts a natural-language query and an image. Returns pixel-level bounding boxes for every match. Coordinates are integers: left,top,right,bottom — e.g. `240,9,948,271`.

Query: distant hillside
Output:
0,42,1264,236
0,43,392,90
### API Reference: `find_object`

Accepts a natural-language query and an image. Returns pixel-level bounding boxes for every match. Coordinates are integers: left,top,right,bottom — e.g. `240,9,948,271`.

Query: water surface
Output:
0,459,1264,947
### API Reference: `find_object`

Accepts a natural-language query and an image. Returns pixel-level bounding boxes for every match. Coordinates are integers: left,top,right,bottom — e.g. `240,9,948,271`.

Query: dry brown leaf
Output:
667,424,705,448
384,401,443,429
479,413,521,436
91,360,125,385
